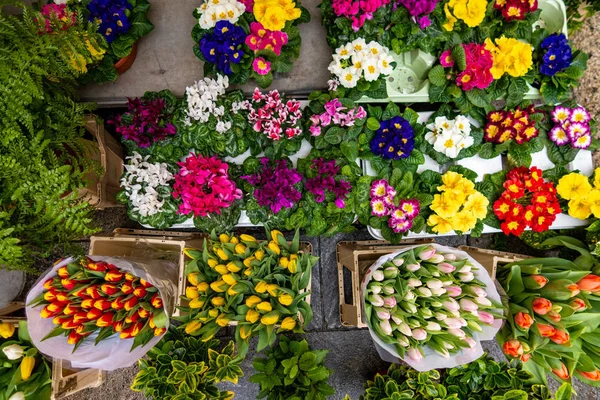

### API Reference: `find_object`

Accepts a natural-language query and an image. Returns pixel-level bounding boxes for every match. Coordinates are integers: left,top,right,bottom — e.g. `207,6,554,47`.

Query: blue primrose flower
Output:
541,33,568,50
87,0,132,42
200,38,219,63
539,33,572,77
370,116,415,160
199,23,246,74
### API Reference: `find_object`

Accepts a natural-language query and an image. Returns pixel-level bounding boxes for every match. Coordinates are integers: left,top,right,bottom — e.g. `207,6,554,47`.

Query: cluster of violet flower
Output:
331,0,390,31
305,158,352,208
109,97,176,149
308,98,366,136
172,154,242,217
395,0,439,29
242,158,302,213
548,105,593,149
370,179,420,233
242,88,303,140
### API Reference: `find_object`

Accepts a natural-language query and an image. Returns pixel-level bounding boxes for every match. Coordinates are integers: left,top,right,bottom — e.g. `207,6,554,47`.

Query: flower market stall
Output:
4,0,600,399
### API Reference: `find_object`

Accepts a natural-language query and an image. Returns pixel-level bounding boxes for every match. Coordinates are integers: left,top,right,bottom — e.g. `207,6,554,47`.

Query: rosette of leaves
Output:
304,90,366,156
361,364,453,400
532,30,588,105
318,0,391,49
192,6,310,88
419,104,484,164
241,156,305,230
250,336,335,400
118,90,189,164
359,168,433,244
536,101,599,167
296,148,362,236
131,327,243,400
479,104,545,168
72,0,155,84
175,89,257,158
358,103,425,175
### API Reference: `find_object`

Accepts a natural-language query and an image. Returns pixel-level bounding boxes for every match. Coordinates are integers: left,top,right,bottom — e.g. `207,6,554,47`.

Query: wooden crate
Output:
457,246,532,280
336,239,434,328
79,115,124,209
90,229,205,318
0,301,25,318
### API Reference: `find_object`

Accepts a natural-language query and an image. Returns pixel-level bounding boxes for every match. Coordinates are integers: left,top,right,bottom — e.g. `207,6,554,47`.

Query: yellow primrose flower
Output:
188,272,201,286
222,274,237,286
428,214,454,234
255,249,265,261
268,241,281,255
463,192,489,220
260,311,280,326
240,234,257,242
257,301,273,312
185,321,202,334
211,296,226,307
259,6,287,31
588,189,600,218
443,3,457,31
430,193,461,218
246,295,262,308
594,168,600,189
280,317,297,330
557,173,592,200
451,210,477,233
210,280,227,293
186,286,200,299
452,0,487,27
227,261,242,273
278,293,293,306
486,37,533,78
240,324,252,339
189,297,206,309
197,282,209,292
219,233,230,243
438,171,464,193
255,281,268,293
266,284,279,297
208,258,219,268
568,197,592,220
216,314,230,327
215,264,229,275
246,309,260,323
235,244,246,254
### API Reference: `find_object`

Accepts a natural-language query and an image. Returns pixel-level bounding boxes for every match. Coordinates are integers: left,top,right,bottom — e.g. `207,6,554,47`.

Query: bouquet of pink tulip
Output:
497,236,600,388
363,244,504,370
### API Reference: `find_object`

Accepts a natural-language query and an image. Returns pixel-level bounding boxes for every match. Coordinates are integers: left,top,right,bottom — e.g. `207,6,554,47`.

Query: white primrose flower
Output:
121,153,174,217
362,58,380,82
197,0,245,29
427,115,475,158
331,39,393,88
377,54,394,75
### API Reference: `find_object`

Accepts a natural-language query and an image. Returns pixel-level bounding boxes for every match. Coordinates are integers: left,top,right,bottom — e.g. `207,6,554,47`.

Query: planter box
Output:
0,319,105,400
359,0,567,103
336,239,434,328
80,116,124,209
457,246,531,280
89,229,205,318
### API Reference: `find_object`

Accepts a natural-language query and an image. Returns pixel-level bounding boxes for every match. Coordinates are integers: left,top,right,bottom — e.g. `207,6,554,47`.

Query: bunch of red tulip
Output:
30,257,167,351
497,237,600,387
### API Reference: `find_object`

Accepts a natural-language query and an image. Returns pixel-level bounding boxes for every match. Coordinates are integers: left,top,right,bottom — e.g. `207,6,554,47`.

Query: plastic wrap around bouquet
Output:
362,244,504,371
26,255,178,370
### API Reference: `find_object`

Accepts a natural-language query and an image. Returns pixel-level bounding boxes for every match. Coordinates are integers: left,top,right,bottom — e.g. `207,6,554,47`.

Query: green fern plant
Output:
0,0,104,271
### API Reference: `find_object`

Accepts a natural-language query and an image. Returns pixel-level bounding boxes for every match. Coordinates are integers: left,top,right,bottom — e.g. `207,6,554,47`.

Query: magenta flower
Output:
242,158,303,214
308,98,366,136
331,0,390,30
440,50,454,68
172,154,242,217
305,158,352,208
253,57,271,75
548,105,594,149
245,22,289,55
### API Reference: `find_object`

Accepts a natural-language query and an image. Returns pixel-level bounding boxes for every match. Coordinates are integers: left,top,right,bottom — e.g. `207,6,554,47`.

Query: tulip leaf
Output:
41,326,67,342
17,321,31,344
153,309,168,329
505,265,524,297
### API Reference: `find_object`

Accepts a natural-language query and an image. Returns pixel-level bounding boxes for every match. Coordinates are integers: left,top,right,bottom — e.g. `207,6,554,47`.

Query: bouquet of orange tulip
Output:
497,236,600,387
28,256,168,353
178,229,317,356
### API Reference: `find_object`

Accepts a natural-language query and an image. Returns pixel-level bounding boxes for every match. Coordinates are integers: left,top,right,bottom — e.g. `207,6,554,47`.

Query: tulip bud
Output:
578,369,600,381
372,270,385,282
208,309,219,318
417,287,432,297
257,302,273,312
402,302,418,314
430,287,447,296
502,339,523,358
426,279,443,289
8,392,24,400
408,278,422,288
464,337,477,349
404,291,415,301
375,308,391,320
398,322,412,336
153,327,166,336
186,286,200,299
370,283,382,295
121,283,134,295
552,363,569,380
383,297,397,308
111,297,126,310
406,263,421,272
0,323,15,339
570,298,587,312
395,334,410,347
532,297,552,315
446,286,462,297
239,325,252,340
393,258,404,267
435,312,447,321
190,297,206,309
426,322,441,331
478,311,494,325
211,297,225,307
267,241,281,255
432,272,440,277
407,347,423,361
467,285,487,297
550,329,570,345
67,331,83,345
524,275,548,289
43,278,55,290
382,285,395,295
459,272,474,282
449,328,466,339
281,317,297,331
3,344,24,360
260,311,280,326
431,301,443,308
421,308,433,318
379,319,393,335
514,312,533,330
133,287,147,298
124,297,138,311
457,265,472,274
279,293,293,306
474,297,492,307
578,274,600,292
428,254,445,263
437,263,455,274
383,267,398,279
406,318,420,329
567,284,581,297
435,347,450,359
216,314,230,327
444,299,460,312
418,247,436,260
412,328,427,340
459,299,478,312
548,311,561,323
185,321,202,334
105,270,124,283
368,294,384,307
445,318,462,330
444,253,457,261
138,308,150,318
391,315,402,325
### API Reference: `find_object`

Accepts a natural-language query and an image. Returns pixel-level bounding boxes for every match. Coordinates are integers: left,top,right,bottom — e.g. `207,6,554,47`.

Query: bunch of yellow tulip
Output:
180,229,317,355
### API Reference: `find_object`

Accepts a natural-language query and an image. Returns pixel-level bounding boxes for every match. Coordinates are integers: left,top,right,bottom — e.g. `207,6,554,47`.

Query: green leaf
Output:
451,45,467,71
367,117,380,131
428,65,447,87
299,352,317,371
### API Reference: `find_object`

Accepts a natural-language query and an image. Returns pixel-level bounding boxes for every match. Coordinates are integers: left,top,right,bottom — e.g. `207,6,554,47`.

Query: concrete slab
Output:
0,269,24,309
79,0,332,104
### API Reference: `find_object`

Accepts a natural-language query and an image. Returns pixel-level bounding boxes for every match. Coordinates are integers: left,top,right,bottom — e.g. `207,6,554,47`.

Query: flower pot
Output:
114,42,138,75
537,0,568,37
